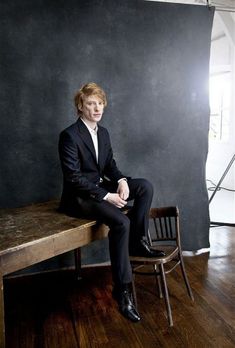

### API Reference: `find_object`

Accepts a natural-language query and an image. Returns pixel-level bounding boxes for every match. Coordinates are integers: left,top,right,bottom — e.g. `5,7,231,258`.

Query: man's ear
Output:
77,105,82,113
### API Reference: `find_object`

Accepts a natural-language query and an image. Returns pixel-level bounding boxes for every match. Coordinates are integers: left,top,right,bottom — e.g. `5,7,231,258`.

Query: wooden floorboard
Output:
4,226,235,348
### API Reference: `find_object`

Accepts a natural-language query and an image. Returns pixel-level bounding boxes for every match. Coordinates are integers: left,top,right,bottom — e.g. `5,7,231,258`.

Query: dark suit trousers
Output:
75,178,153,286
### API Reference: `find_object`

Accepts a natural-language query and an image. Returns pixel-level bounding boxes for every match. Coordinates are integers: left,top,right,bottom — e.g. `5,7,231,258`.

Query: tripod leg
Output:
209,154,235,204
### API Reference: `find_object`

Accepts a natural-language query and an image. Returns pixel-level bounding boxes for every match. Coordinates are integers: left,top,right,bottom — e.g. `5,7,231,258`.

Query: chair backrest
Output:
149,206,180,244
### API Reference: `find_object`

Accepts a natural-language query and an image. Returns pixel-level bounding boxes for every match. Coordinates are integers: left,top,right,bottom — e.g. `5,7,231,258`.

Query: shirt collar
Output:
80,117,98,135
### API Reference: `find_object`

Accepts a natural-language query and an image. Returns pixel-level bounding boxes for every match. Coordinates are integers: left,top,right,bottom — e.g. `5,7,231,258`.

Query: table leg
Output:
74,248,82,280
0,275,5,348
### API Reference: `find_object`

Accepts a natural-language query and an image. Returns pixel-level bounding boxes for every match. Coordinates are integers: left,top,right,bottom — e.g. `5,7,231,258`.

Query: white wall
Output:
206,12,235,190
206,12,235,223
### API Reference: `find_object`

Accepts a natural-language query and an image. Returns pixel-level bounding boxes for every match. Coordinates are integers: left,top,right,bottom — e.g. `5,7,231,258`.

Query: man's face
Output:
80,95,104,124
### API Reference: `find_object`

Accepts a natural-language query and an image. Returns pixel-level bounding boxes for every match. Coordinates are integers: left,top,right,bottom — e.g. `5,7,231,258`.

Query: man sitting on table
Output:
58,82,164,322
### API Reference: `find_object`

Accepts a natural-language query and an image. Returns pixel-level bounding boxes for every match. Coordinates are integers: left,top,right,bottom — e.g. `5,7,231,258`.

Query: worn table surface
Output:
0,200,96,257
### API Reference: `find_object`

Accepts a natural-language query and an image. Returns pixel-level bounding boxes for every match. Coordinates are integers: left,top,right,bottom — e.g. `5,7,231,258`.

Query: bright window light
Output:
209,71,231,141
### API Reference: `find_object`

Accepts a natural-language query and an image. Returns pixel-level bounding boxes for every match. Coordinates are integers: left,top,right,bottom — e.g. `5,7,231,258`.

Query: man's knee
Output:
140,178,153,194
117,213,130,229
110,213,130,232
134,178,153,197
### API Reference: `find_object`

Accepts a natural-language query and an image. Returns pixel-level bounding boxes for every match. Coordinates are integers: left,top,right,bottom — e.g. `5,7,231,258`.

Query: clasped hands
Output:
106,179,129,208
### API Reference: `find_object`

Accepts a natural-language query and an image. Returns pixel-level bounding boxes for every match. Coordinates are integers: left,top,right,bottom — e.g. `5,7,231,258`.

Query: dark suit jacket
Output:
58,117,125,212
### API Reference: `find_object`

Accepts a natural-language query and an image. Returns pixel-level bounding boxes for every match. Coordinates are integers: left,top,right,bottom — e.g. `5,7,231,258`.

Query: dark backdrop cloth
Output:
0,0,214,270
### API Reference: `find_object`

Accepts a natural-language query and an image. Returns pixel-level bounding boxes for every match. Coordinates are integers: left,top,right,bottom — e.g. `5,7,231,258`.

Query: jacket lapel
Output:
76,118,97,163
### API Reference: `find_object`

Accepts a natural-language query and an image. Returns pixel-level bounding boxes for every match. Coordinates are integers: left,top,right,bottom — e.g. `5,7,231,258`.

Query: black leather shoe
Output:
112,286,141,322
130,239,165,258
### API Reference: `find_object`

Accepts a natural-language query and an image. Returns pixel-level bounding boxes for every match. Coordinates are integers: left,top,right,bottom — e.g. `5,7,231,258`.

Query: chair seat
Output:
130,245,179,265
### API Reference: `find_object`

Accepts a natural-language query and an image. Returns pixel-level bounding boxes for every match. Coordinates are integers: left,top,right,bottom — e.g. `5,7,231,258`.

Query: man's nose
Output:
94,104,99,111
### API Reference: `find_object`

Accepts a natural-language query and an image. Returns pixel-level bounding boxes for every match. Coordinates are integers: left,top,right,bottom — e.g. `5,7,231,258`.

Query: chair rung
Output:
164,261,181,274
133,270,160,276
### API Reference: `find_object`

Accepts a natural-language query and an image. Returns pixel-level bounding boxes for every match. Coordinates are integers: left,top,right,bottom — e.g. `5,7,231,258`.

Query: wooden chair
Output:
130,206,194,326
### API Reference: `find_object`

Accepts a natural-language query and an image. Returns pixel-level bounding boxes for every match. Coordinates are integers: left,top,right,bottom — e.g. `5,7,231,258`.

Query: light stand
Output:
209,154,235,227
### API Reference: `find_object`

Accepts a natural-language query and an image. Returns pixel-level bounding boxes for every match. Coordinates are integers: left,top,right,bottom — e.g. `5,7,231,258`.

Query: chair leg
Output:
159,263,173,327
131,274,138,309
179,253,194,301
154,265,163,298
147,229,153,246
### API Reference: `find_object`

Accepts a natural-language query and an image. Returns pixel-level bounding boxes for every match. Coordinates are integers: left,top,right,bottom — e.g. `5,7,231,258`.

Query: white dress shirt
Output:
80,117,98,162
80,117,126,200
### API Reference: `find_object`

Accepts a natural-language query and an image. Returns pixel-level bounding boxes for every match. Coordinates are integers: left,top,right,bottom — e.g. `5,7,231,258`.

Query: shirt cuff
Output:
118,178,127,183
103,193,110,200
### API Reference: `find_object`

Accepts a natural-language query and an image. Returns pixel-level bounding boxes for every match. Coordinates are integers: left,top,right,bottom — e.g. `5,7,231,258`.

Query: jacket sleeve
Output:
59,131,108,202
103,131,126,182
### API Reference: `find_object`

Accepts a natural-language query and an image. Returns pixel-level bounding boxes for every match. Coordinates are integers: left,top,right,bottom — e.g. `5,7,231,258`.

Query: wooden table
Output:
0,200,109,348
